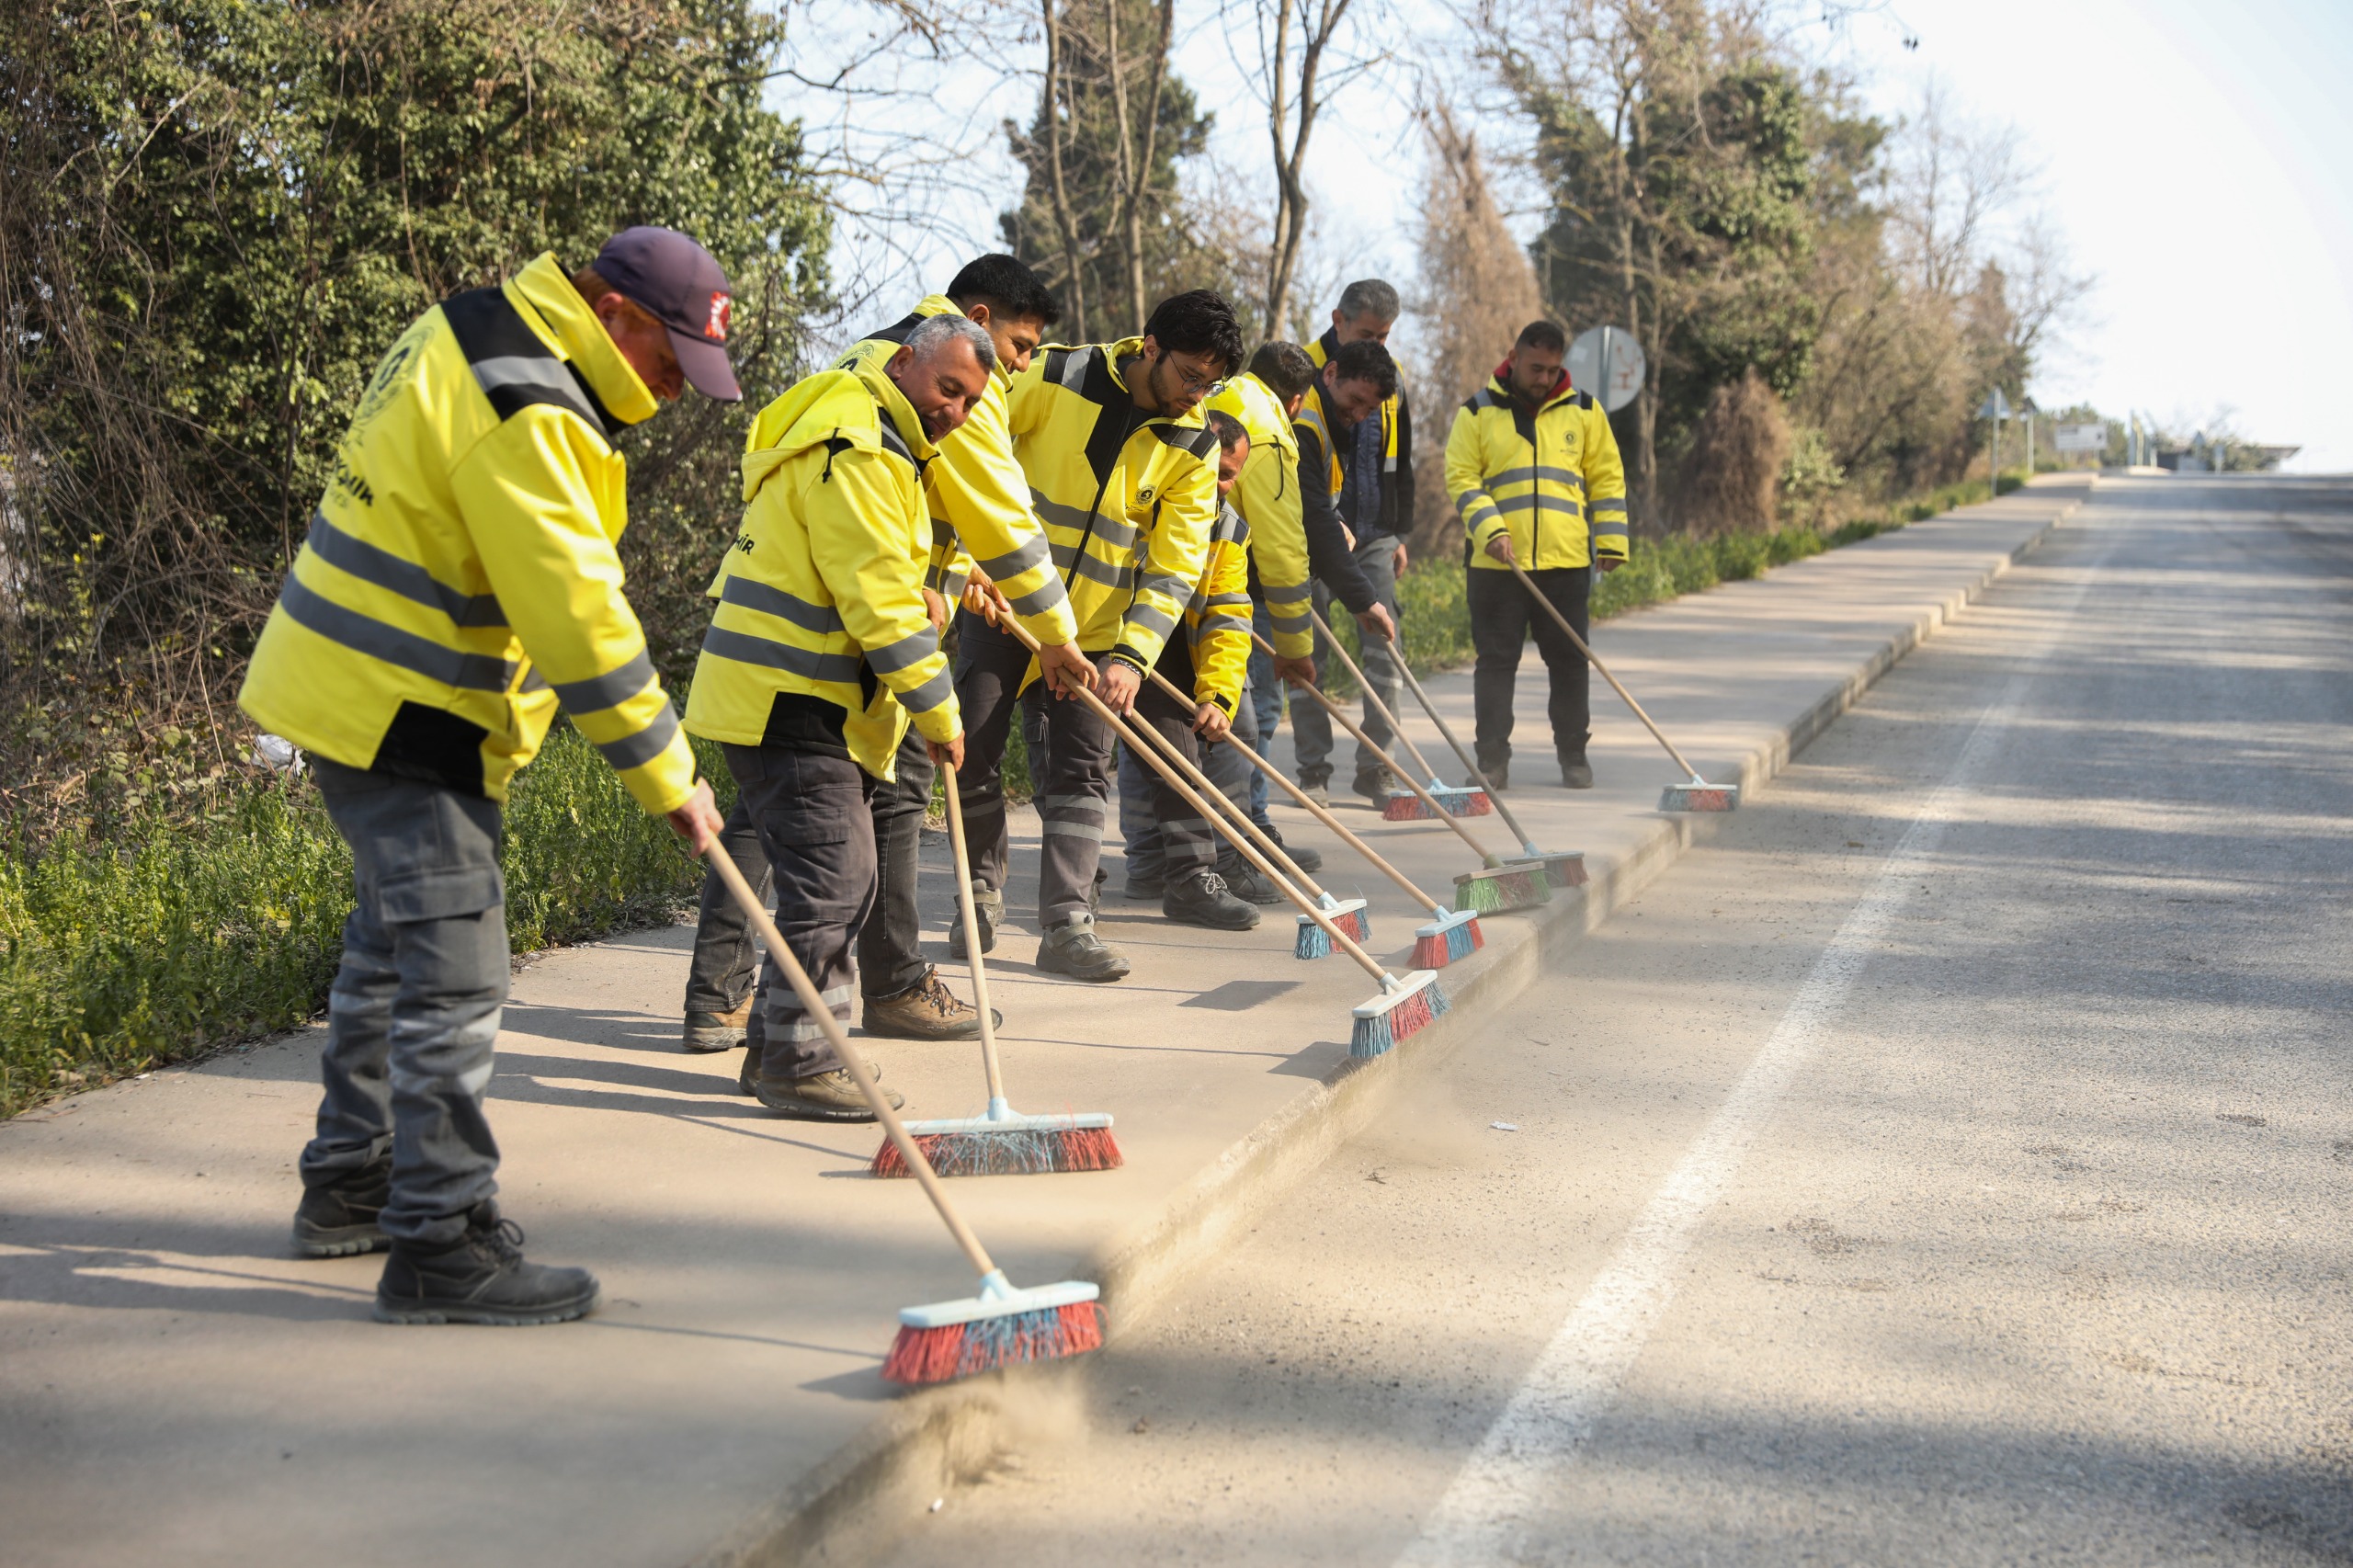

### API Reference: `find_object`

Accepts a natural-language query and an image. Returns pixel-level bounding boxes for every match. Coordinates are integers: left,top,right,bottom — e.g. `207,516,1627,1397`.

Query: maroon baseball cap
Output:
589,226,742,402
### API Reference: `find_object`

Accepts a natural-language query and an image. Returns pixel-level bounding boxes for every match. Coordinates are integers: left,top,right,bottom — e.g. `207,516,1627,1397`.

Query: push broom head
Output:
1452,863,1552,915
1533,850,1588,889
882,1269,1104,1386
1659,778,1739,812
870,1104,1121,1179
1293,899,1371,959
1349,969,1449,1059
1382,785,1490,821
1411,908,1483,970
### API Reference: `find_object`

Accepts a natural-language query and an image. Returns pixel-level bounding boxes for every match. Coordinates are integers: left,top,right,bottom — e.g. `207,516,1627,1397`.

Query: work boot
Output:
372,1201,598,1326
1163,869,1261,931
948,886,1001,959
862,968,998,1041
1123,863,1166,901
292,1161,390,1258
1351,768,1394,807
1035,913,1131,983
1559,752,1595,790
1478,755,1510,792
1219,861,1285,905
754,1061,903,1121
1262,830,1322,875
1298,776,1331,808
681,998,752,1053
737,1045,760,1096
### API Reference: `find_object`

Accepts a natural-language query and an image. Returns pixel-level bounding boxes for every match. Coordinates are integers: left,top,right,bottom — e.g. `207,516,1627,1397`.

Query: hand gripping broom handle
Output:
1142,664,1446,920
1127,667,1327,902
1386,648,1543,855
1251,630,1506,869
704,848,997,1279
1302,606,1448,787
1506,561,1704,782
938,759,1005,1105
993,615,1392,987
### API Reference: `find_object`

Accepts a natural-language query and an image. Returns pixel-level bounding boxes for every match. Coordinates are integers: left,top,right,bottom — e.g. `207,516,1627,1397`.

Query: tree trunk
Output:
1040,0,1089,340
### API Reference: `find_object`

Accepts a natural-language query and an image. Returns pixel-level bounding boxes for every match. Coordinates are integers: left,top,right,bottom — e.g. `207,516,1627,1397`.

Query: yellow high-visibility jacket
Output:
1205,373,1314,661
239,252,695,813
1183,501,1253,713
1006,339,1218,675
683,358,959,779
1445,372,1630,570
829,296,1078,649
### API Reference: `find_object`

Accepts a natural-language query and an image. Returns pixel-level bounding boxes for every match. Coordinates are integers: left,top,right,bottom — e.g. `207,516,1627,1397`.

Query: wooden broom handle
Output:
1301,604,1448,785
937,759,1004,1105
705,847,997,1279
1142,665,1444,919
1125,668,1324,900
1505,561,1701,779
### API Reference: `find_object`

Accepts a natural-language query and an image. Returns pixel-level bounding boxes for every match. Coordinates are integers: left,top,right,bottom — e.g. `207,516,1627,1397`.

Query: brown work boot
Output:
862,968,1001,1041
681,998,753,1053
753,1062,904,1122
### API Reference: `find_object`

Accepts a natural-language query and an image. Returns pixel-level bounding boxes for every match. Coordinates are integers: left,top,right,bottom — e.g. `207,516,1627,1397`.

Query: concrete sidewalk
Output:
0,477,2091,1568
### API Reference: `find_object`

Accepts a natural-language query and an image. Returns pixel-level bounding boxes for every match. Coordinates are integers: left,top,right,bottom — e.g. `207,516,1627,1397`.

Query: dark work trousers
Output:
1246,601,1281,824
954,613,1118,929
1292,530,1402,786
722,740,876,1082
302,759,509,1247
1468,562,1593,767
1122,652,1260,884
1115,637,1222,889
857,725,935,1002
683,798,770,1017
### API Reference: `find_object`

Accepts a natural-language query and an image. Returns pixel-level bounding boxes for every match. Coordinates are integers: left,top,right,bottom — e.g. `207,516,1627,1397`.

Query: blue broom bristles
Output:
1349,971,1449,1058
1292,903,1370,960
1411,910,1483,970
1426,783,1493,817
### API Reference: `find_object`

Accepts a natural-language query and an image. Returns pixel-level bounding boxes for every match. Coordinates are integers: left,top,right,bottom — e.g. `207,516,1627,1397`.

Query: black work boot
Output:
949,886,1001,959
373,1201,598,1326
681,997,752,1053
1477,753,1511,792
1035,913,1131,983
1219,861,1285,905
1350,768,1394,807
1163,869,1262,931
861,968,998,1040
1261,829,1321,875
292,1162,390,1258
1298,773,1332,808
1558,752,1595,790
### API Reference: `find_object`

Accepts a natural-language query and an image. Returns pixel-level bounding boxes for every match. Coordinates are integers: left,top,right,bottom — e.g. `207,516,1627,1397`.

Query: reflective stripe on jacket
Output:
237,252,695,813
1444,372,1630,570
831,296,1079,649
1183,502,1253,713
1205,373,1313,660
1006,339,1218,673
683,358,959,779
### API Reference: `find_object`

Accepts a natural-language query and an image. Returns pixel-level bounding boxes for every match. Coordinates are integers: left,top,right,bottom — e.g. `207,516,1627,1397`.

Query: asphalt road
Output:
871,476,2353,1567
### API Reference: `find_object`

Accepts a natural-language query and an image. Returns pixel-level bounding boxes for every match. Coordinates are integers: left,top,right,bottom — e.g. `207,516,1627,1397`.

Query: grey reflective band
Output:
1031,492,1137,551
1486,465,1535,488
720,574,845,633
278,573,517,690
1005,580,1067,618
894,664,955,714
1590,498,1628,515
1269,611,1312,632
304,512,506,629
1533,466,1588,489
551,648,655,715
1125,602,1179,642
1059,347,1094,389
1036,792,1097,812
1199,591,1252,609
1496,493,1576,515
1263,583,1313,606
974,533,1051,579
1051,544,1135,592
594,704,681,771
1040,820,1105,840
863,625,940,675
697,624,866,684
518,667,551,694
468,355,603,435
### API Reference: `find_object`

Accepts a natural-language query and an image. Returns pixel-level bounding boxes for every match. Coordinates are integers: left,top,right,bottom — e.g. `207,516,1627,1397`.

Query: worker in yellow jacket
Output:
1445,319,1631,790
684,314,992,1120
953,289,1244,982
1113,408,1262,927
239,227,733,1325
678,256,1083,1054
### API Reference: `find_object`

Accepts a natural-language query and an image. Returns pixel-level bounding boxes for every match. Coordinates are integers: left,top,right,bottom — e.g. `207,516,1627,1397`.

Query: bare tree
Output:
1104,0,1177,330
1040,0,1092,335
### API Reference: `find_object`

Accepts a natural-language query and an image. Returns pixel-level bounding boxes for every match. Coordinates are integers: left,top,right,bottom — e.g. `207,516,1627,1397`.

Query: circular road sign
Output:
1567,325,1645,413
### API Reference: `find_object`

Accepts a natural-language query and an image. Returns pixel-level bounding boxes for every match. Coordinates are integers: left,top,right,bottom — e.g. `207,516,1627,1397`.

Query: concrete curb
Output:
696,490,2087,1568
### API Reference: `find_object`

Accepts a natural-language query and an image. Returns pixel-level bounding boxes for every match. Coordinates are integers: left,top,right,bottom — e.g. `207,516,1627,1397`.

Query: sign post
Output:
1976,389,2011,491
1566,326,1645,414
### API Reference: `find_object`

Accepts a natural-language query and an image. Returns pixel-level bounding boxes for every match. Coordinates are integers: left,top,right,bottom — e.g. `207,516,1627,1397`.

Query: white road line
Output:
1396,545,2105,1567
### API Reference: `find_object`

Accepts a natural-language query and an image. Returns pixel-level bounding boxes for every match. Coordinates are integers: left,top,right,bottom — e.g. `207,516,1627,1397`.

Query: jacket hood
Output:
1217,373,1300,457
510,252,660,429
1490,359,1572,410
740,358,935,503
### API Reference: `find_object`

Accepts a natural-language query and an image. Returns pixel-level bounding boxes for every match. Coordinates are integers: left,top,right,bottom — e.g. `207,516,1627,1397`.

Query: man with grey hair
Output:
1294,279,1417,805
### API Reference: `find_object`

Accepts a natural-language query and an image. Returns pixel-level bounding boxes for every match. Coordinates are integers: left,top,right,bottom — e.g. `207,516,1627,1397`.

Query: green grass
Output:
0,723,733,1117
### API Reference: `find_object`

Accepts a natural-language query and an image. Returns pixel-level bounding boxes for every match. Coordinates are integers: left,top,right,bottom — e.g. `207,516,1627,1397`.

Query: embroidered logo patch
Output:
706,291,732,342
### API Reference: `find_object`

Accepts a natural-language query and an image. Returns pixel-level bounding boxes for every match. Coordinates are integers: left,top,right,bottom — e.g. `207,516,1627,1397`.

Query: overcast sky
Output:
798,0,2351,470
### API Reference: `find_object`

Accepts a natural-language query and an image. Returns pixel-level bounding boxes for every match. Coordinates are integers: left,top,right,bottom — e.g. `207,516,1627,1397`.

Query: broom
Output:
702,848,1100,1384
1386,643,1589,893
1154,665,1483,971
1133,664,1370,960
1256,631,1553,916
870,757,1120,1178
995,615,1445,1058
1303,606,1488,820
1507,561,1740,812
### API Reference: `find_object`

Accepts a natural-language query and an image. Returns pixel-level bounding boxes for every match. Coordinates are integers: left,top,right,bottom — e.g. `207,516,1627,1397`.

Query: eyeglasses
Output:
1166,358,1222,397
